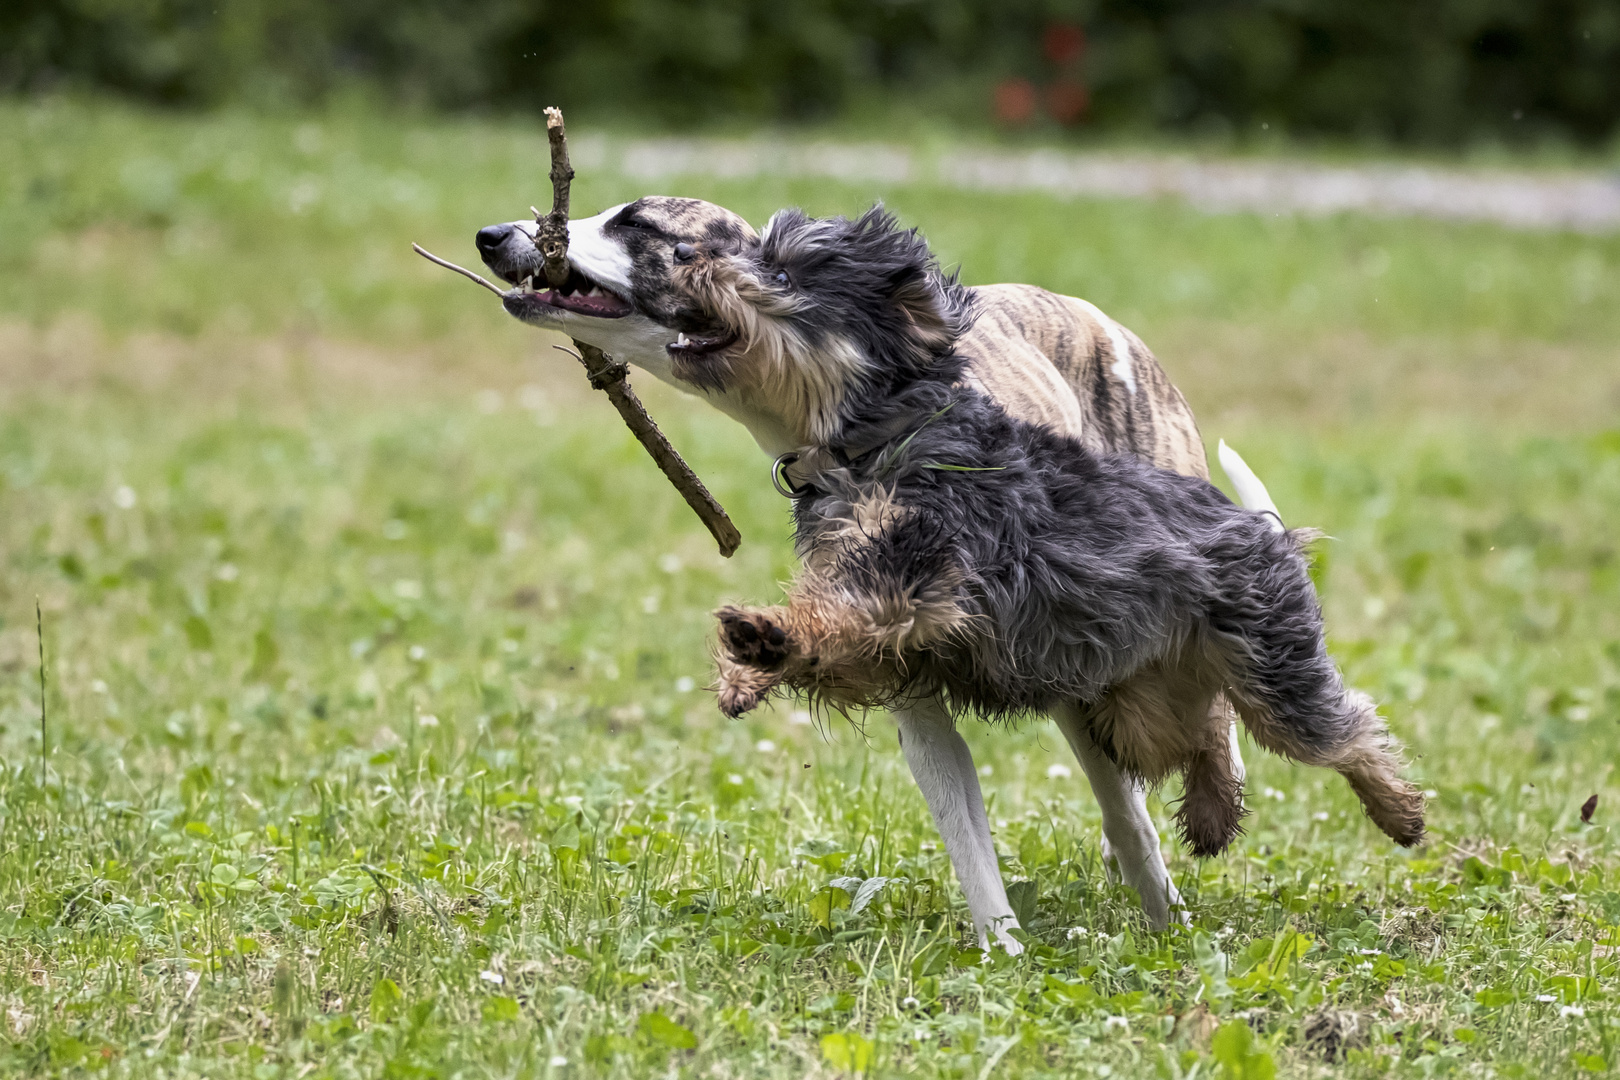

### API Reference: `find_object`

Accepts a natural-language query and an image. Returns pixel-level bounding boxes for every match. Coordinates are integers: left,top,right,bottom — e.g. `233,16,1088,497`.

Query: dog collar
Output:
770,398,967,499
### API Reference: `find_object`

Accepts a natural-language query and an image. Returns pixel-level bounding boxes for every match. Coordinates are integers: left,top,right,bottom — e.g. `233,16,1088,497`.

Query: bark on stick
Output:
556,343,743,557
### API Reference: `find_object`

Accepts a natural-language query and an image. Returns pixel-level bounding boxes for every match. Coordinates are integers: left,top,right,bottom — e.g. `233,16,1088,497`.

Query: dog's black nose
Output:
475,224,513,254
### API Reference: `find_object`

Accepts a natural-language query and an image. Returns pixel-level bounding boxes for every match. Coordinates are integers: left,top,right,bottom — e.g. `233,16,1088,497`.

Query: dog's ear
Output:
886,263,958,357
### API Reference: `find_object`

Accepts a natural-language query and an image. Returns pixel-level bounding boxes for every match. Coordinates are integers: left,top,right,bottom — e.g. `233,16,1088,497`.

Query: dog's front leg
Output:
896,697,1022,955
1050,702,1187,930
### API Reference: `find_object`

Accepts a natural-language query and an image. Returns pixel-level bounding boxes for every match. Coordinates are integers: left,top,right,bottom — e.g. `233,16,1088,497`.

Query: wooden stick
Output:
554,344,742,557
416,107,743,557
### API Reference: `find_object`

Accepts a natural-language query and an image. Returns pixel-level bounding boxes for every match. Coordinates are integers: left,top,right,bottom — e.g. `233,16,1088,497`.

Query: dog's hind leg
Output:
1175,705,1249,858
895,696,1023,955
1050,702,1186,929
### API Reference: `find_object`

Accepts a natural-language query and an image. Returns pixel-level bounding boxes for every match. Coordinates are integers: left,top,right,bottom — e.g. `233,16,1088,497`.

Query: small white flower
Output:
1561,1005,1585,1019
901,996,920,1009
1066,926,1088,941
641,594,660,614
1359,948,1384,956
674,676,695,693
562,795,583,810
1355,962,1374,972
1103,1015,1129,1033
726,773,744,786
113,485,138,509
789,709,813,726
657,553,683,574
215,563,239,582
1312,811,1330,822
978,764,993,777
417,713,439,728
754,739,777,754
479,970,504,985
1263,786,1286,801
408,645,427,662
1560,893,1577,903
1423,789,1439,798
1046,763,1072,780
91,680,108,694
1536,994,1556,1003
1215,926,1234,939
548,1055,568,1068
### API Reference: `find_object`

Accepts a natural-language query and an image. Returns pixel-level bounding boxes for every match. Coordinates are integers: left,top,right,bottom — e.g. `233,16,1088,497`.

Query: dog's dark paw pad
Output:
718,608,791,669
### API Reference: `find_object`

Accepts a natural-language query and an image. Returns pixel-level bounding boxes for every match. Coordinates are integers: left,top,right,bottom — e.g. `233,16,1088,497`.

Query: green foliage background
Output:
4,0,1619,144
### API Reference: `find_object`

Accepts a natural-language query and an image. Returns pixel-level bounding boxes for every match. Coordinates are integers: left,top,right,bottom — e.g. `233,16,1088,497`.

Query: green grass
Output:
0,96,1618,1078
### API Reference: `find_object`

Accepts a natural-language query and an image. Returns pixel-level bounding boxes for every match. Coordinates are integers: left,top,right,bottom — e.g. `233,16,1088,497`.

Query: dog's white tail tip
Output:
1218,439,1285,534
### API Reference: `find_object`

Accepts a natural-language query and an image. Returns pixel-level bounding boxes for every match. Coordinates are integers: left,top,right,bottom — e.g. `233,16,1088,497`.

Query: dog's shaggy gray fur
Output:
713,207,1425,855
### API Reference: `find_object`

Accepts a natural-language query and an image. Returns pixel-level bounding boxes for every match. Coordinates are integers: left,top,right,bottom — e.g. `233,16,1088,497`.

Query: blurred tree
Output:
2,0,1616,146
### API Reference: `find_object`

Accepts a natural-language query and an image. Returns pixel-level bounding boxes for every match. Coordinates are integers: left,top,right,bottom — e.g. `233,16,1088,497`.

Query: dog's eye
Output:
774,271,790,286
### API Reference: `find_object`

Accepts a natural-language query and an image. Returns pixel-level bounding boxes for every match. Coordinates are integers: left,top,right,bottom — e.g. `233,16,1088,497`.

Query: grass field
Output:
1,97,1619,1078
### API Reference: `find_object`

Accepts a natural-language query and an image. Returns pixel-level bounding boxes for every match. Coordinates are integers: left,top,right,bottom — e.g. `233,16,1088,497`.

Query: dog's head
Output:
475,198,971,446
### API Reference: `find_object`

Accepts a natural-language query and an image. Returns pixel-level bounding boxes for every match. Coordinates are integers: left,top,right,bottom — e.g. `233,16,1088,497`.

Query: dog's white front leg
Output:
1050,703,1186,930
895,697,1023,954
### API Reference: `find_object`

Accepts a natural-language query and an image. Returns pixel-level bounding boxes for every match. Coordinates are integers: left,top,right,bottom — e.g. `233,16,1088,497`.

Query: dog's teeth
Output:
677,333,689,347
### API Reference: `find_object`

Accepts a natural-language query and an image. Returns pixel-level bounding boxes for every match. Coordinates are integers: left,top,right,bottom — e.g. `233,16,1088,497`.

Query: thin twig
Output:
36,598,46,787
411,243,510,297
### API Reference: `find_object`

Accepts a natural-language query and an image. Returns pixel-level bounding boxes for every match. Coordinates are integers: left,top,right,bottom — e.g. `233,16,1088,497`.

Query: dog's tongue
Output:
544,288,632,317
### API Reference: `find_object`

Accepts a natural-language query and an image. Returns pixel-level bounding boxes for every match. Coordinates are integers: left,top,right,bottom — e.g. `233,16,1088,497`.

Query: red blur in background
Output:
1046,79,1089,125
995,23,1090,127
1043,22,1086,66
994,78,1039,125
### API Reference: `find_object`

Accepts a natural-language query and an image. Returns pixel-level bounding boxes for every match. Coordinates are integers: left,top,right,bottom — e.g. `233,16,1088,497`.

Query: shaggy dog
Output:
704,209,1423,856
473,198,1425,949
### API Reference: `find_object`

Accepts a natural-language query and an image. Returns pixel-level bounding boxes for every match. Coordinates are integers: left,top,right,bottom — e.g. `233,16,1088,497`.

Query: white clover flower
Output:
901,996,920,1009
479,970,504,985
1536,994,1556,1004
674,676,695,693
113,485,138,509
1103,1015,1129,1033
1066,926,1087,941
1561,1005,1585,1019
548,1055,568,1068
417,713,440,728
1046,763,1072,780
755,739,777,754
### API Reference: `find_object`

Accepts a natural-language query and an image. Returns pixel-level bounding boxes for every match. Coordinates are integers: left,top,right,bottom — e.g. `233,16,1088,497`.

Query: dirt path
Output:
578,136,1620,233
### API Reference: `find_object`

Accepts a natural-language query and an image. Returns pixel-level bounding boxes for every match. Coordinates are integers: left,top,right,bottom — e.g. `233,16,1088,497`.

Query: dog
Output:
704,203,1425,854
473,198,1422,949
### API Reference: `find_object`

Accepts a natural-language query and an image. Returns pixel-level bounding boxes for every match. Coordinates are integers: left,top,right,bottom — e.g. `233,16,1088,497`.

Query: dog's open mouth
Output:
667,331,738,359
521,265,632,319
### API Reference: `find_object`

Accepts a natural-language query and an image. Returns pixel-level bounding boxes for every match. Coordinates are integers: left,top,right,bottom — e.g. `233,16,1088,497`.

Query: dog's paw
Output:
717,682,763,719
717,606,791,669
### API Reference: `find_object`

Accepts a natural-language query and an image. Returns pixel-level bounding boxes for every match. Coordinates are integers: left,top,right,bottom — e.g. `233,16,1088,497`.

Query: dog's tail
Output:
1218,439,1285,534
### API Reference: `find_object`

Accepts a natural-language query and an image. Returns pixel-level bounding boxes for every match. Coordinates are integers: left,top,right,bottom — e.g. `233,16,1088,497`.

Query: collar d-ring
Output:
771,452,803,498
